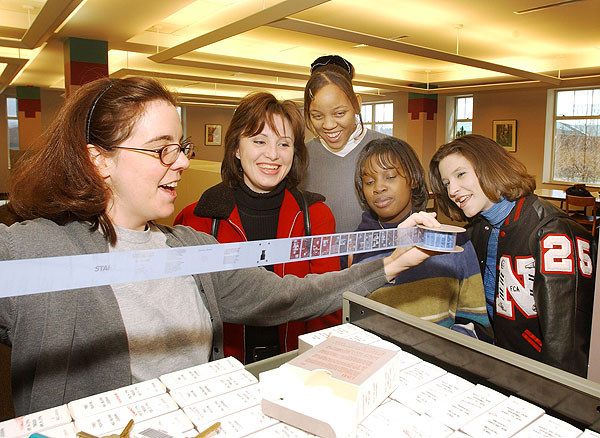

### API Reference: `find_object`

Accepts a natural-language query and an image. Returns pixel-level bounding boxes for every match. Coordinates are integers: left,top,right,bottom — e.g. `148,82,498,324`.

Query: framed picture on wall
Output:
492,119,517,152
205,124,222,146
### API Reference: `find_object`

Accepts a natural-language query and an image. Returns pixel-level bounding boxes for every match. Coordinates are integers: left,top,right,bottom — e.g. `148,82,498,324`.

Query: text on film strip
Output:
0,225,463,299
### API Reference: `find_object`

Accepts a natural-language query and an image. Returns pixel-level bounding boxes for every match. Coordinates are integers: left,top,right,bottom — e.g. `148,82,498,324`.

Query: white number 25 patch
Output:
541,234,593,277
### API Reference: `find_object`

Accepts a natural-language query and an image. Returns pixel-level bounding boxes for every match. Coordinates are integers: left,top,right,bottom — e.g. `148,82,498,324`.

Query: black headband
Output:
310,55,354,78
85,82,114,144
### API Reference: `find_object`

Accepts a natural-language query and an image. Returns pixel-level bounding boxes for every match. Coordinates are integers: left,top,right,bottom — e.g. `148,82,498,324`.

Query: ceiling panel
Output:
1,0,599,96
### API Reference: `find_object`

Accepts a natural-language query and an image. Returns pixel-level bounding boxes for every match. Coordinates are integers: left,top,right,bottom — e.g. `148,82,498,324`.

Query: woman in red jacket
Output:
175,92,341,363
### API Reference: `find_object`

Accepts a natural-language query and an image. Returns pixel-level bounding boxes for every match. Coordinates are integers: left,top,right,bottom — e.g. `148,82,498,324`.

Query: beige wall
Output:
186,106,235,162
156,159,223,227
2,82,599,195
0,97,8,193
390,91,408,141
40,89,65,132
0,88,64,193
472,87,555,189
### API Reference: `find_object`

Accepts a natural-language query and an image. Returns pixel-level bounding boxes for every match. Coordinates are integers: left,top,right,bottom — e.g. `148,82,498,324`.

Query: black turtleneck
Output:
234,179,287,363
235,179,286,248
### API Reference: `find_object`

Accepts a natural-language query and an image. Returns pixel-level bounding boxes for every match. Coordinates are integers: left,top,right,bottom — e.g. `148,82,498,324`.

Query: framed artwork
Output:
205,124,222,146
492,119,517,152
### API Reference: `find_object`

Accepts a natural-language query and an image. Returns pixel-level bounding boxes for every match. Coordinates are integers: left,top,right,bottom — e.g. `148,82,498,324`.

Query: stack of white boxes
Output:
0,323,598,438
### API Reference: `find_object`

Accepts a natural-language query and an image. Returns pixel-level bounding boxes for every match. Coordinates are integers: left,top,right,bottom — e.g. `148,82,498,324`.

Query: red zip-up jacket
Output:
174,182,341,363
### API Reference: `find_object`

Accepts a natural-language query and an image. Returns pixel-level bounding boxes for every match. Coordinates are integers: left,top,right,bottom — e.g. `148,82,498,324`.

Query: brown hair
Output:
428,134,536,221
9,76,177,244
221,92,307,188
303,64,363,137
355,137,429,213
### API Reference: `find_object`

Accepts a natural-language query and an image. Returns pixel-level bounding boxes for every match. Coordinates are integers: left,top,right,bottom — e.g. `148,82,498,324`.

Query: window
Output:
551,88,600,185
454,96,472,138
361,102,393,136
7,97,19,150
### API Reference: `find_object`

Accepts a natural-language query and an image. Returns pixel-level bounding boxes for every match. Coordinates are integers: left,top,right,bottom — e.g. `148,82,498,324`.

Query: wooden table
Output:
534,188,600,209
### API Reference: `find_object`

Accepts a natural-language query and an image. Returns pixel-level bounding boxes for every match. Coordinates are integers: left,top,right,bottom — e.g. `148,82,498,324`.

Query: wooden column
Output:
16,85,41,150
64,37,108,96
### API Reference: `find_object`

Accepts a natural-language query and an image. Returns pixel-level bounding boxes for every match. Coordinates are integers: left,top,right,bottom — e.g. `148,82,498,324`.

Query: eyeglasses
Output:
112,138,194,166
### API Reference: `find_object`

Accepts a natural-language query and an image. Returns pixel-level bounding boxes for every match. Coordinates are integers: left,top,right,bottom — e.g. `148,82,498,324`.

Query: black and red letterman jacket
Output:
468,194,596,377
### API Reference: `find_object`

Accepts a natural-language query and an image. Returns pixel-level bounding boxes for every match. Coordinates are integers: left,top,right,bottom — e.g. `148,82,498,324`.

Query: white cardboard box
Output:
27,422,77,438
67,378,166,420
511,413,583,437
105,409,196,437
74,393,179,436
260,336,405,438
184,385,262,427
249,422,315,437
356,397,455,437
195,405,279,437
425,384,507,431
397,373,474,415
170,369,258,408
160,357,244,390
297,324,381,354
0,405,71,438
460,395,544,438
389,360,447,397
356,399,419,437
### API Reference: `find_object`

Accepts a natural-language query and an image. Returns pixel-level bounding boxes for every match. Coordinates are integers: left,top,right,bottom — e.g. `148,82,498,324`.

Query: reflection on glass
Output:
361,105,372,124
374,124,393,136
7,97,17,118
375,103,393,123
456,96,473,120
456,122,472,138
8,119,19,150
557,89,600,117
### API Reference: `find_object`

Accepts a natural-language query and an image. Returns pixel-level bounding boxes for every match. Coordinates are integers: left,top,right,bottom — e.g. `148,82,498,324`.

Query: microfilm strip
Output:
0,225,463,299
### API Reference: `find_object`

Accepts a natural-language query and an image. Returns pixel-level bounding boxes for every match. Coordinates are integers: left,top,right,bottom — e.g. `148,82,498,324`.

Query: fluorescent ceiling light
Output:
54,0,88,33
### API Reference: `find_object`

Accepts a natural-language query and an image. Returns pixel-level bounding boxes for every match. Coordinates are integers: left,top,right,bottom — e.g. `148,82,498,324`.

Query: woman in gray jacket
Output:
0,76,438,415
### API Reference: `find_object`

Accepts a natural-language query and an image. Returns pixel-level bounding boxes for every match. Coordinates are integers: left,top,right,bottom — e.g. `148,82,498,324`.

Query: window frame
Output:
361,101,393,136
454,95,473,139
6,96,19,170
544,86,600,186
6,96,19,150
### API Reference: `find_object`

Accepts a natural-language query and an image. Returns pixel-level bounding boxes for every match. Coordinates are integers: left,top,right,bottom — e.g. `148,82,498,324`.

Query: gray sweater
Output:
0,219,387,415
301,129,388,233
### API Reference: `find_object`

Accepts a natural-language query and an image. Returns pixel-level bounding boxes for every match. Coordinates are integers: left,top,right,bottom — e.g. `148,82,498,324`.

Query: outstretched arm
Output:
382,211,440,282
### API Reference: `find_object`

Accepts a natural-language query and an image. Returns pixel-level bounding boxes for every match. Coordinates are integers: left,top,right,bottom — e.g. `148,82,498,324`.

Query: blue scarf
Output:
480,198,515,320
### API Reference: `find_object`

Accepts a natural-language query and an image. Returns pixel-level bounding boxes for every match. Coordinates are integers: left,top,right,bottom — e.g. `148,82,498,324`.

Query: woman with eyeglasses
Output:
0,76,438,415
301,55,390,240
174,92,342,365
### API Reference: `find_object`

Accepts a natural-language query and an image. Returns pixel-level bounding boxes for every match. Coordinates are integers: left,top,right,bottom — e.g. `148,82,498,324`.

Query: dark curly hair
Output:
355,137,429,213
